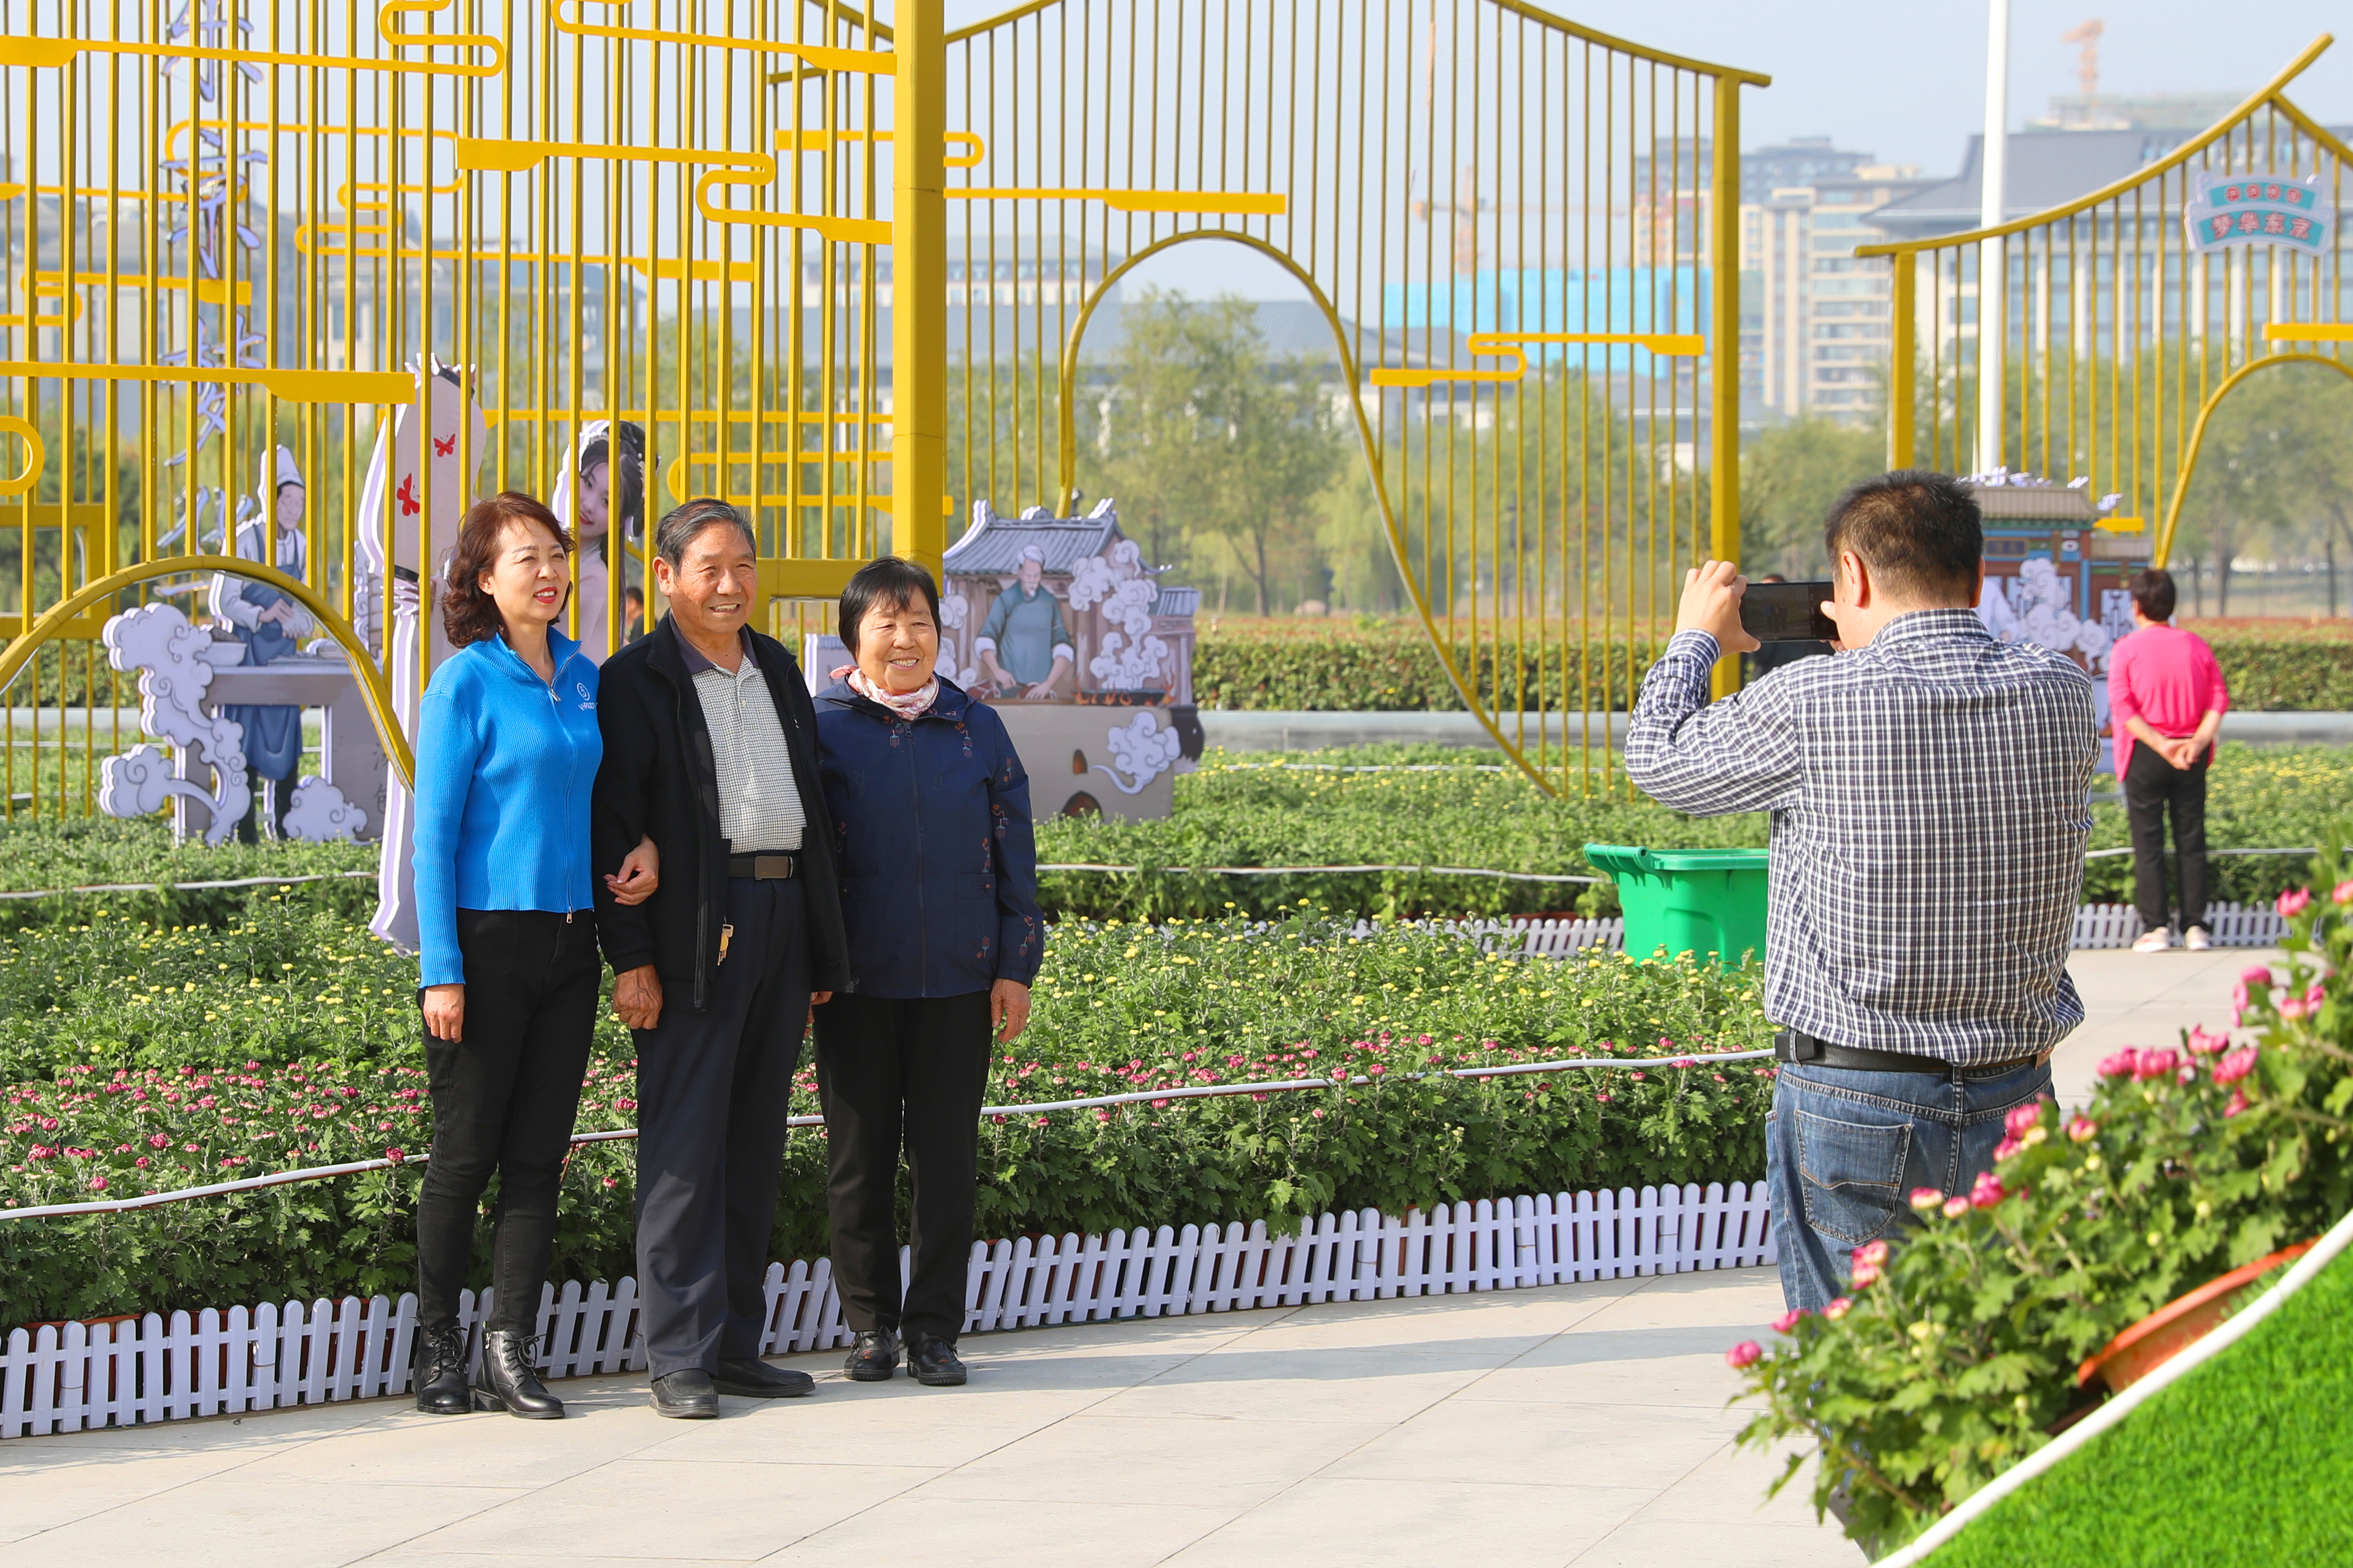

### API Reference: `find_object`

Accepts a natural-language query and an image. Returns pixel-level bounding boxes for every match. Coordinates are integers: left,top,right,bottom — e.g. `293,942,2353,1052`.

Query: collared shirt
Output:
680,629,804,853
1624,610,2098,1065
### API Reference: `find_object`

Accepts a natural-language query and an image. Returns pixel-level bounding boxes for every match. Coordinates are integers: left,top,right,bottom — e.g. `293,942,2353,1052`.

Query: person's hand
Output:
991,978,1031,1044
1022,680,1057,701
2164,736,2200,771
614,965,664,1031
805,989,832,1036
1675,560,1759,654
422,983,465,1042
606,835,661,906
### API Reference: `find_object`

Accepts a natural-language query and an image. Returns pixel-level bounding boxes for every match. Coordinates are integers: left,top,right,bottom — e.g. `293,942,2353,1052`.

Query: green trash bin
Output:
1584,844,1769,968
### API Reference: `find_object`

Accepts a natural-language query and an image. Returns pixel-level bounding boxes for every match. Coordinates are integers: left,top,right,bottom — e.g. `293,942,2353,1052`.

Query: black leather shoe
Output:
650,1368,720,1418
413,1322,470,1416
473,1328,564,1420
908,1334,967,1388
844,1329,899,1382
714,1357,815,1398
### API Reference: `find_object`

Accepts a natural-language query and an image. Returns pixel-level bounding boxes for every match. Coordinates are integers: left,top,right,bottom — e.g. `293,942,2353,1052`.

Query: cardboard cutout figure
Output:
552,419,648,665
210,446,313,839
358,360,488,952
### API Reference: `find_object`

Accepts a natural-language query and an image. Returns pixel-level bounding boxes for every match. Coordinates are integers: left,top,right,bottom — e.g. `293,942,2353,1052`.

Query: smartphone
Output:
1739,580,1837,643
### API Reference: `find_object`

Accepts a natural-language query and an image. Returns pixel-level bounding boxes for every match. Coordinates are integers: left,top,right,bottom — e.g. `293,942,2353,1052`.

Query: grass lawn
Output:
1927,1248,2353,1566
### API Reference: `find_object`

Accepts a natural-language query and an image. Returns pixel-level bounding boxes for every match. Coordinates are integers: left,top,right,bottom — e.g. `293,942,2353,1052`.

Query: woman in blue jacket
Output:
813,558,1042,1388
411,492,657,1420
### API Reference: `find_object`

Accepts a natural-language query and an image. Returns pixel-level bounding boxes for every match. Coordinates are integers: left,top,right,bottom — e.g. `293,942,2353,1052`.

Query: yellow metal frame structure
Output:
2,0,1763,820
948,1,1762,792
1859,34,2349,568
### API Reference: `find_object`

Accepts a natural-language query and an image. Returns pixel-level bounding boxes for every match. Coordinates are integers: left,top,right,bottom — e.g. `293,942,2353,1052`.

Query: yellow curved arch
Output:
2157,353,2353,564
0,557,414,790
1047,230,1556,793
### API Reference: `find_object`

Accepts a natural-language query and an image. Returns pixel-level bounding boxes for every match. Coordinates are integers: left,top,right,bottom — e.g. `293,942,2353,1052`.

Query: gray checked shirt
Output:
680,631,805,854
1624,610,2098,1065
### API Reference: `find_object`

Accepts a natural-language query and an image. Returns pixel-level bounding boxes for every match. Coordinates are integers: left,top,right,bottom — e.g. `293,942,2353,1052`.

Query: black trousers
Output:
416,909,599,1335
633,876,810,1377
2125,742,2210,935
813,990,993,1343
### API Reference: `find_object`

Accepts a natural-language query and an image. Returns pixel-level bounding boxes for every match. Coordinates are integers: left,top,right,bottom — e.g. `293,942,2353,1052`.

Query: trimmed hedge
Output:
1192,618,2353,712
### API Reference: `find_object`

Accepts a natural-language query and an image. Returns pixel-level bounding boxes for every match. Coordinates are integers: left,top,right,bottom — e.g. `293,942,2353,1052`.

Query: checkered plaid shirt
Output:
1624,610,2098,1064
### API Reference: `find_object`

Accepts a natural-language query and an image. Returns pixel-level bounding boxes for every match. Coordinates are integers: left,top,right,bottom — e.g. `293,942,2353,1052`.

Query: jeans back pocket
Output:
1795,1108,1913,1248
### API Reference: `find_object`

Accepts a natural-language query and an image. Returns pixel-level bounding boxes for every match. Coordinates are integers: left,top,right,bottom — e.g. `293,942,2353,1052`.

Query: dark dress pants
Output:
812,990,994,1343
2125,743,2210,935
416,908,600,1335
632,876,810,1378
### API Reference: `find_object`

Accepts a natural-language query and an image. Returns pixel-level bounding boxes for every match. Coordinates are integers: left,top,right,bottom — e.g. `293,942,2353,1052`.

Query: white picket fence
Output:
2068,901,2288,950
1362,904,2289,957
0,1180,1771,1439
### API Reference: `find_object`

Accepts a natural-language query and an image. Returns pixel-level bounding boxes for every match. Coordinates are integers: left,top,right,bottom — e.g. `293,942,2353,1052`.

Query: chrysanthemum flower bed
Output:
0,894,1773,1329
1725,861,2353,1557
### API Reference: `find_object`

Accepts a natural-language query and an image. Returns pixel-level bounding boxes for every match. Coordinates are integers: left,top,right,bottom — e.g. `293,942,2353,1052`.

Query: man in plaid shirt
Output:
1625,471,2098,1310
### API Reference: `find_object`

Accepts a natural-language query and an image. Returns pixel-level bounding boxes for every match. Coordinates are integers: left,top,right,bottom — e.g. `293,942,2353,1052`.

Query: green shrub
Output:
0,898,1774,1328
1727,850,2353,1555
1194,619,2353,712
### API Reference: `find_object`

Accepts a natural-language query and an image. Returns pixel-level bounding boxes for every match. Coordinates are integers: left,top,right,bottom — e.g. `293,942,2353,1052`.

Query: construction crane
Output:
2063,19,2103,105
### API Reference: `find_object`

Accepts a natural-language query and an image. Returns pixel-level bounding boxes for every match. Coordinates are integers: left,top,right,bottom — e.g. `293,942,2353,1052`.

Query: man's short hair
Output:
2129,568,2176,623
838,557,941,654
654,498,756,568
1822,471,1982,604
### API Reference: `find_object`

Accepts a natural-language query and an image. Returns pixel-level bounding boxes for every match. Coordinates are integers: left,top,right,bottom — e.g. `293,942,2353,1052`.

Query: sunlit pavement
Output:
2053,946,2287,1108
0,1270,1852,1568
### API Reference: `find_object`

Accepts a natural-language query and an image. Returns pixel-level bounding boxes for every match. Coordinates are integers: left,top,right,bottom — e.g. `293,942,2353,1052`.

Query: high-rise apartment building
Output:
1738,142,1930,424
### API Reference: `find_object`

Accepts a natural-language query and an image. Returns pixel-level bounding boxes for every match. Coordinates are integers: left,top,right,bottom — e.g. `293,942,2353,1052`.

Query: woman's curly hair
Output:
441,492,571,648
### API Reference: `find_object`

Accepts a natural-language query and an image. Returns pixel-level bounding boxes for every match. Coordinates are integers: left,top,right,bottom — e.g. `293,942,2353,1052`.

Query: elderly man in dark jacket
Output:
592,498,850,1419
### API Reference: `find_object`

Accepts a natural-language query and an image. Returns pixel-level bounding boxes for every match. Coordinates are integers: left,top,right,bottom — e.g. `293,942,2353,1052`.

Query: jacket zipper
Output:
683,668,711,1009
908,707,927,996
553,655,580,924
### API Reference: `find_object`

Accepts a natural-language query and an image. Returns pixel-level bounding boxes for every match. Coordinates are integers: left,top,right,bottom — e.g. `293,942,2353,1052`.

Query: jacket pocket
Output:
1795,1108,1913,1248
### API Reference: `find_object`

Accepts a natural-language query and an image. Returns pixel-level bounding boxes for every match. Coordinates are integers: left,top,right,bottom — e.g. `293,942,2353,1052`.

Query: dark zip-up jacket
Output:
812,676,1043,997
592,616,850,1009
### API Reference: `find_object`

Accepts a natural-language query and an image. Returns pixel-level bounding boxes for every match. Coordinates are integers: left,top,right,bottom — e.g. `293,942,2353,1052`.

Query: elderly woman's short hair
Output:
654,498,757,568
839,557,942,654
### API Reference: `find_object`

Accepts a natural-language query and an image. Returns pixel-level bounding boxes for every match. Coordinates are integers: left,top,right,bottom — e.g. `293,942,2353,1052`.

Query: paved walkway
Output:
0,1271,1850,1568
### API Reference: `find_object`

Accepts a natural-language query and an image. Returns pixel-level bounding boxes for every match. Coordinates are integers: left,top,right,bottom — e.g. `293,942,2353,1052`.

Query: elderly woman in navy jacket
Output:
812,557,1042,1388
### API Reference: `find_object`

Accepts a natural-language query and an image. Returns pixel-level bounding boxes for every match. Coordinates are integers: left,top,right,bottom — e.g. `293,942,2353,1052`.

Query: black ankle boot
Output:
413,1322,470,1415
473,1328,564,1420
844,1328,899,1382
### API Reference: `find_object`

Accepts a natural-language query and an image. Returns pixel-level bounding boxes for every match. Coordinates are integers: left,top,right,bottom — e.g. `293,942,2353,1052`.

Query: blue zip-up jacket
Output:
413,627,602,987
813,676,1043,997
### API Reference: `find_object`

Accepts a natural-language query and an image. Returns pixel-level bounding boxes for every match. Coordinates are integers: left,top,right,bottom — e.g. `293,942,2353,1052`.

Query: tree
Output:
1195,351,1351,615
1739,417,1884,578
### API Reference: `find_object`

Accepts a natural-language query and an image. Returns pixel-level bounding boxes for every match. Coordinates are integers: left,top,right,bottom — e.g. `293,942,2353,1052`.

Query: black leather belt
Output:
1774,1028,2040,1076
725,853,800,880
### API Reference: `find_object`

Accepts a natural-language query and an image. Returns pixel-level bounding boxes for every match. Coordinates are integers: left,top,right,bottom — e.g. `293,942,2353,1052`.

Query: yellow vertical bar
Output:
892,1,946,579
1706,70,1739,701
1889,250,1915,467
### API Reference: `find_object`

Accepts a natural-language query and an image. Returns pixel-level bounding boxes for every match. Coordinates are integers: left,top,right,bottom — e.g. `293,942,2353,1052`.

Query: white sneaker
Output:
2132,929,2174,954
2184,926,2212,952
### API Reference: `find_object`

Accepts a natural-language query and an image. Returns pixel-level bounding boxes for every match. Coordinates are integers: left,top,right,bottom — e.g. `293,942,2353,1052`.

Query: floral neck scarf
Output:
835,664,937,721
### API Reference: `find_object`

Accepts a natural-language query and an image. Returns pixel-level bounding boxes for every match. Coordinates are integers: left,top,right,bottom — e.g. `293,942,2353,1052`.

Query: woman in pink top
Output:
2106,568,2229,952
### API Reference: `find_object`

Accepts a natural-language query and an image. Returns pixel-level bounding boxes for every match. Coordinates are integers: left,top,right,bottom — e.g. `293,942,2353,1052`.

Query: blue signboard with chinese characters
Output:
2184,172,2333,255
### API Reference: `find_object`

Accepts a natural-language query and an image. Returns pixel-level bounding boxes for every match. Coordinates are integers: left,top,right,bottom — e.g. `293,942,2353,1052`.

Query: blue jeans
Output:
1766,1058,2051,1311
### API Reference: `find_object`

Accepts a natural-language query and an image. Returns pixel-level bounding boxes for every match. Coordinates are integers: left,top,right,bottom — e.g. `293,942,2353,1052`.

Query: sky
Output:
940,0,2350,299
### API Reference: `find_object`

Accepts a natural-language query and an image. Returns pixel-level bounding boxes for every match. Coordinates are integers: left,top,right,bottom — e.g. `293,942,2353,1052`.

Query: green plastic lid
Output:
1583,843,1769,875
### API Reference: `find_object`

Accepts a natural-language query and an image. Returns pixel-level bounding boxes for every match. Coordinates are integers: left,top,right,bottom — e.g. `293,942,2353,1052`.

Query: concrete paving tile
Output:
912,1412,1389,1507
227,1398,680,1490
398,1458,931,1561
0,1445,287,1542
632,1385,1112,1470
1162,1476,1641,1567
1631,1440,1828,1528
1082,1353,1493,1425
1218,1281,1631,1349
765,1496,1232,1567
0,1478,529,1568
1569,1517,1858,1567
1319,1395,1746,1490
1457,1344,1755,1409
363,1557,743,1568
1563,1272,1789,1334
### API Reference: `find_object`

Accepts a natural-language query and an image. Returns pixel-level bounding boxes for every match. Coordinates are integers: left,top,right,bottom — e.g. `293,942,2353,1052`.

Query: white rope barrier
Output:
1039,862,1604,883
0,871,376,901
0,1048,1773,1221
